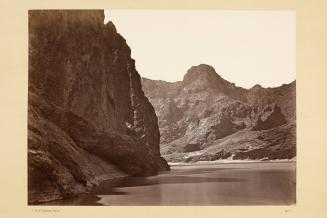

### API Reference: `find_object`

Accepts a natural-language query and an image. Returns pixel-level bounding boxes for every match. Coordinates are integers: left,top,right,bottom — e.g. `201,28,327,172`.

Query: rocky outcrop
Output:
142,64,296,162
28,10,168,204
182,64,247,101
28,93,126,203
251,104,286,131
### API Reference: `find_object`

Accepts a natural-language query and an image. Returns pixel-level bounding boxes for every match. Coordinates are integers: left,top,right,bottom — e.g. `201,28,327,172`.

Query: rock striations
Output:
142,64,296,162
28,10,168,204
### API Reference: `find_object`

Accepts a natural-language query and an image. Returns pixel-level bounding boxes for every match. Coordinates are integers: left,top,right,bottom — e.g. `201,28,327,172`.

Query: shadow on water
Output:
91,175,246,194
43,170,246,205
41,163,295,206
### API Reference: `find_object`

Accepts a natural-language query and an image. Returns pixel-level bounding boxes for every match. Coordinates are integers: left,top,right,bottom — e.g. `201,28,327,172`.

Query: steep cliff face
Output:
28,10,168,204
142,64,296,162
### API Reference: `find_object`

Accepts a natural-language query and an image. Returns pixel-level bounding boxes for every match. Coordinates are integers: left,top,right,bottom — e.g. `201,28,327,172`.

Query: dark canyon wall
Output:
28,10,168,204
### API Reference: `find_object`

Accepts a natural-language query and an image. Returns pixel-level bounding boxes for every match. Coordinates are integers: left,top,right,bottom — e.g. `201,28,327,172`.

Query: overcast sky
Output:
104,10,295,89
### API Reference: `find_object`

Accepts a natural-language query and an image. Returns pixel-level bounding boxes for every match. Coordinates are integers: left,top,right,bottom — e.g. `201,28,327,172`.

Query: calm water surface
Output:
45,162,296,205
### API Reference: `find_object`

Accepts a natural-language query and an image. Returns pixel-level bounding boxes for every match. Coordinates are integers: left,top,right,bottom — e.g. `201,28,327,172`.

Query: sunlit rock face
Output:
142,64,296,162
28,10,168,204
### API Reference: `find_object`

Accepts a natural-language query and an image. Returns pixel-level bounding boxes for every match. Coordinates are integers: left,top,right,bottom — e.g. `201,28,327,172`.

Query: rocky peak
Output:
182,64,224,88
180,64,247,101
250,84,263,90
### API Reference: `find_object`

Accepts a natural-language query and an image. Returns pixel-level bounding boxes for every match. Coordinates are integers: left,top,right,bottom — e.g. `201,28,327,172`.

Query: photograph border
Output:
1,0,327,217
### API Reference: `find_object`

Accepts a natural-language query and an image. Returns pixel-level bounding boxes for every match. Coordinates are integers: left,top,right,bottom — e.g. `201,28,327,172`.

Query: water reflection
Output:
43,162,295,206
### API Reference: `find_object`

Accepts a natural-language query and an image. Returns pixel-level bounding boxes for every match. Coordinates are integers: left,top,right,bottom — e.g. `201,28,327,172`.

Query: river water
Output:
45,161,296,205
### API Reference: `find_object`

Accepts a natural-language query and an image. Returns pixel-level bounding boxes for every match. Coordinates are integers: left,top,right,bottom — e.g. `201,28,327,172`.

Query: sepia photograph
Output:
27,9,296,206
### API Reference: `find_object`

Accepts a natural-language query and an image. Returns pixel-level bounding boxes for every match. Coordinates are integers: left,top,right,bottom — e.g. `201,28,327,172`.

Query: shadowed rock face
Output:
142,64,296,162
28,10,168,204
251,104,286,131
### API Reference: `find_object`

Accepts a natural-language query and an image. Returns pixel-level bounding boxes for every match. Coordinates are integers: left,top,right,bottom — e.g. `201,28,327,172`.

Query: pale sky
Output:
104,10,295,89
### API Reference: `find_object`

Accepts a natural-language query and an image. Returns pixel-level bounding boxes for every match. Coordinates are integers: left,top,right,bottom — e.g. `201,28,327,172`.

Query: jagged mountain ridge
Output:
142,64,296,162
28,10,169,204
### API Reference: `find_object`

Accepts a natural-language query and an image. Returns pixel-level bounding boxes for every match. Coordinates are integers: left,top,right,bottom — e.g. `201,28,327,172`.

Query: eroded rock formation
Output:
142,64,296,162
28,10,168,204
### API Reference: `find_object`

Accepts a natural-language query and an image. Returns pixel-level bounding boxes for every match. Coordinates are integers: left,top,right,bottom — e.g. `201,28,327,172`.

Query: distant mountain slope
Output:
142,64,296,162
